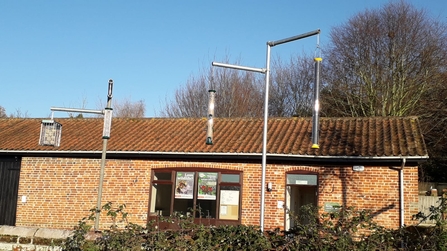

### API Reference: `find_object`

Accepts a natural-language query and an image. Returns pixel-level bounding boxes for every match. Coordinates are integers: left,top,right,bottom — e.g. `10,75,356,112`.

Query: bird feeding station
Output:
211,29,321,232
38,79,114,231
206,89,216,145
39,119,63,147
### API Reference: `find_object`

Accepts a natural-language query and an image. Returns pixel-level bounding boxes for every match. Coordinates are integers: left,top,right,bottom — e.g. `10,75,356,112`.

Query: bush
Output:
62,200,447,250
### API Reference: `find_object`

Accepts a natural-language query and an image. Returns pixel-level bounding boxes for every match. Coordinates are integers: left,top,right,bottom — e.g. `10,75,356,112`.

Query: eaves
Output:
0,150,429,166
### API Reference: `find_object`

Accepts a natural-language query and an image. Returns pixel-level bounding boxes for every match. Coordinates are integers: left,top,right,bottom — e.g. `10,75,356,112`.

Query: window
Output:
149,170,241,221
287,174,317,185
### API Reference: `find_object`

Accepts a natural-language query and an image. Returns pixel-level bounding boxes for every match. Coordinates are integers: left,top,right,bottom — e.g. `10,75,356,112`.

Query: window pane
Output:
154,172,172,181
173,198,194,216
221,174,240,183
149,183,172,216
219,185,240,220
196,199,217,218
150,171,242,223
287,174,317,185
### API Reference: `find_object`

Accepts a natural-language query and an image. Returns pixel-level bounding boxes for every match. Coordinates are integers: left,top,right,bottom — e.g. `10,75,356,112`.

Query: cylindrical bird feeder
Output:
206,90,216,145
311,57,322,149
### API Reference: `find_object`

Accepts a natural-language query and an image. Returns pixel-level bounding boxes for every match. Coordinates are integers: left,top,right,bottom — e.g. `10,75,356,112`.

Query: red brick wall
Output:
17,157,152,229
315,166,419,228
261,164,418,230
16,157,418,230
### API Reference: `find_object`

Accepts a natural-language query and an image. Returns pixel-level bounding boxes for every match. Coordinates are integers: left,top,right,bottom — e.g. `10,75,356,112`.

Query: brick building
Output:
0,117,428,230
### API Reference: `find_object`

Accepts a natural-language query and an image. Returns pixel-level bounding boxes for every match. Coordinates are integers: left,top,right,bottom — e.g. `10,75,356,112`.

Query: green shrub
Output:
62,200,447,250
408,195,447,250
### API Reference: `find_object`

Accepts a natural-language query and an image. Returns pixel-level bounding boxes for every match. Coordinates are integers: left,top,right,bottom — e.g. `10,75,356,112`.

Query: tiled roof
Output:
0,117,427,159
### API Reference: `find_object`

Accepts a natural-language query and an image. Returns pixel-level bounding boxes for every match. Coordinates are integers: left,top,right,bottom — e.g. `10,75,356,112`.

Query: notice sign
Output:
220,190,239,205
197,172,217,200
219,190,239,220
175,172,195,199
324,202,341,212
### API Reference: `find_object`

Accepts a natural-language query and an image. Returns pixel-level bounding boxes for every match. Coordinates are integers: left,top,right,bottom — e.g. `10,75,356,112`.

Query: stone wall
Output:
0,225,71,251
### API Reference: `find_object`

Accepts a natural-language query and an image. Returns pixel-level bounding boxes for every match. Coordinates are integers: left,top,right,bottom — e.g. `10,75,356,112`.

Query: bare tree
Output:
211,64,264,118
417,71,447,181
160,58,264,118
319,0,447,181
0,106,30,118
161,74,209,118
112,98,146,118
96,97,146,118
160,54,320,119
269,54,315,117
9,108,30,118
0,106,6,118
322,0,447,117
66,96,89,118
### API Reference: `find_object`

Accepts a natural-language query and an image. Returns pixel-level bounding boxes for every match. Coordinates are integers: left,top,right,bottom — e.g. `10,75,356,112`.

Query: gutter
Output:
395,158,407,250
399,158,406,228
0,150,428,166
390,158,407,228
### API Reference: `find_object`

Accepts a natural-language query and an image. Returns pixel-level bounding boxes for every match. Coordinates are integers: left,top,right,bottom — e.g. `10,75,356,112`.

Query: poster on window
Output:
197,172,217,200
175,172,195,199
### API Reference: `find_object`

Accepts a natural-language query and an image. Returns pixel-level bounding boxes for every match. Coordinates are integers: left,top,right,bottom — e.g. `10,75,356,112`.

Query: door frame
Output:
284,172,318,230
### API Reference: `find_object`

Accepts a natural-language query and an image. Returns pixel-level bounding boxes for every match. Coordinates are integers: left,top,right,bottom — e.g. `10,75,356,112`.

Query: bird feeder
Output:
39,120,62,147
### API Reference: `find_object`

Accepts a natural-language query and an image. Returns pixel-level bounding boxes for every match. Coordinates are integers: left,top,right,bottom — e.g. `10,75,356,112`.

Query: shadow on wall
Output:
371,204,396,218
320,167,396,219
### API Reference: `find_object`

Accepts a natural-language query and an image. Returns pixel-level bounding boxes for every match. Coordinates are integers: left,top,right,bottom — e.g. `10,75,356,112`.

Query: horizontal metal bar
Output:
268,29,320,47
212,62,266,74
50,107,104,115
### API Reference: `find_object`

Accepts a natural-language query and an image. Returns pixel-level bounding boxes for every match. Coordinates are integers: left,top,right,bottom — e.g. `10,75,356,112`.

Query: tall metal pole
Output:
211,29,320,232
260,29,320,232
94,79,113,231
260,44,271,232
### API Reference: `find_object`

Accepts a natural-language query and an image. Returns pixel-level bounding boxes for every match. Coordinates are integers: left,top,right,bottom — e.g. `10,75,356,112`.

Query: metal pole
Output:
268,29,320,47
211,29,320,232
260,44,272,232
211,62,266,73
50,107,104,115
94,79,113,231
399,158,406,227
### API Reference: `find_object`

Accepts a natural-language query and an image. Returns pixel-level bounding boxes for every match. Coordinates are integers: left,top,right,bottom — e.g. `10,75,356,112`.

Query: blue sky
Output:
1,1,446,118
